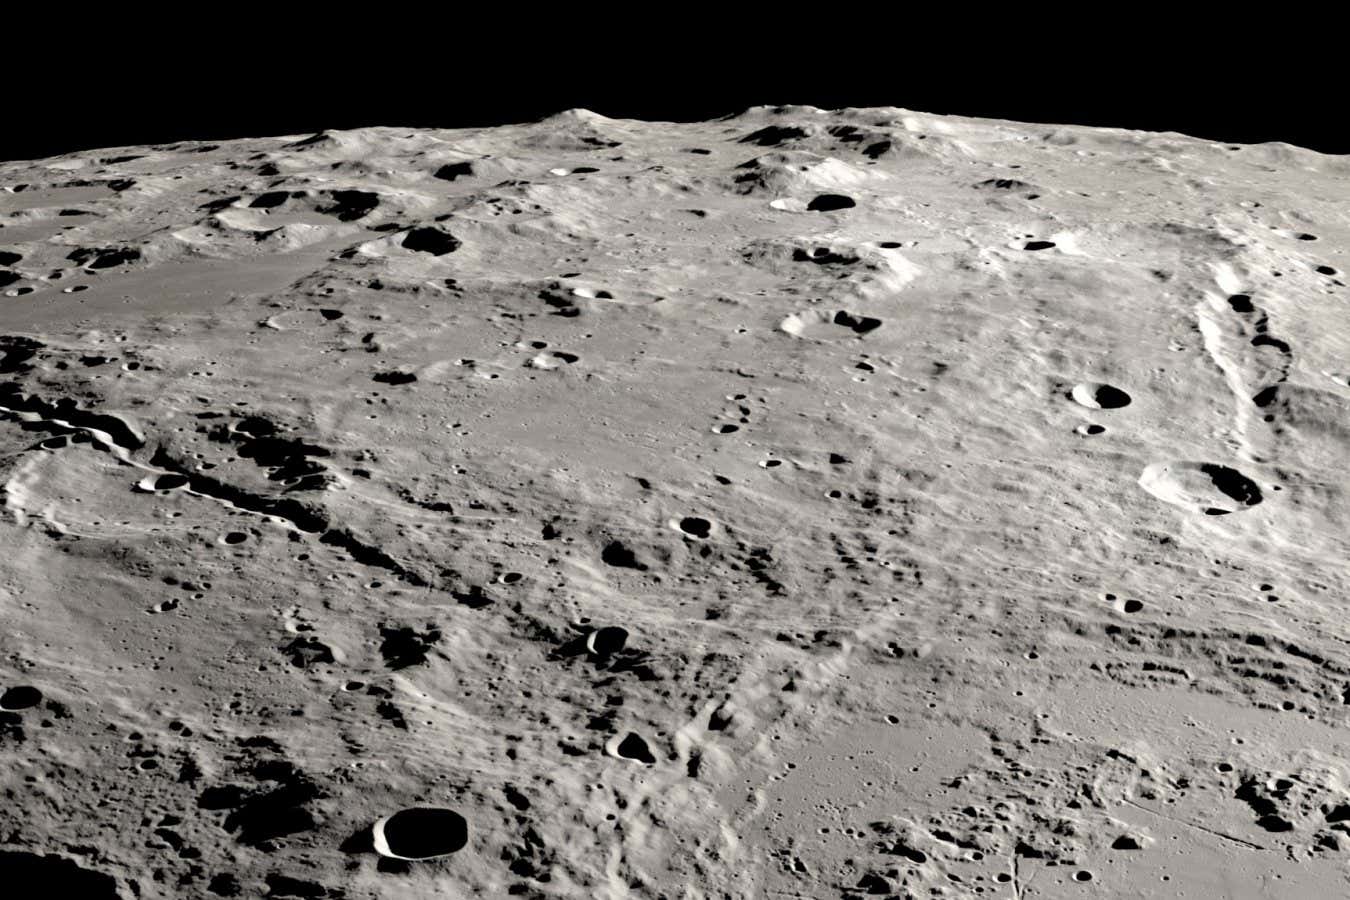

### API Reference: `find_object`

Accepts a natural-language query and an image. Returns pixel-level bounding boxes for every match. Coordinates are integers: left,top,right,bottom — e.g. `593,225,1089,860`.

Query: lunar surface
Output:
0,105,1347,899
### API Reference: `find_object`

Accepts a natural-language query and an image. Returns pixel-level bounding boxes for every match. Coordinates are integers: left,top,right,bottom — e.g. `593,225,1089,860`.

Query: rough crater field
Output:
0,104,1347,899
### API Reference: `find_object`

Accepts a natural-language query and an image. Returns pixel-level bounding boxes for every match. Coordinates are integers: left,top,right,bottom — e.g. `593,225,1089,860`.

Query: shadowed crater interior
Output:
1138,460,1264,515
1201,463,1263,508
373,807,468,860
0,685,43,710
1070,382,1132,409
0,851,119,898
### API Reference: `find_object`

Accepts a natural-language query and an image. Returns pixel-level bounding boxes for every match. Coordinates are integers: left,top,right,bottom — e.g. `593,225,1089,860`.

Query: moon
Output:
0,104,1346,897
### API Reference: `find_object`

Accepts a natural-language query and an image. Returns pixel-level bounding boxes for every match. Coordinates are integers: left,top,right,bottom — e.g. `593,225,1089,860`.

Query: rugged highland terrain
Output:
0,105,1347,898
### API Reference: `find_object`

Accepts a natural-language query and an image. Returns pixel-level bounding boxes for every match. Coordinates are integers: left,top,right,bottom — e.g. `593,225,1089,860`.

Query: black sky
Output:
4,31,1344,161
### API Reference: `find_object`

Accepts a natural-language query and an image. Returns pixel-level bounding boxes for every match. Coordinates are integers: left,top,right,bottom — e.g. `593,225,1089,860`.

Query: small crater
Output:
586,626,629,657
832,310,882,334
401,227,460,256
806,194,856,212
372,807,468,860
608,731,657,765
525,351,579,370
1070,382,1131,409
780,309,882,340
678,516,713,538
433,162,474,181
0,685,43,710
1022,240,1056,251
1139,461,1264,514
601,541,644,570
790,247,860,266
